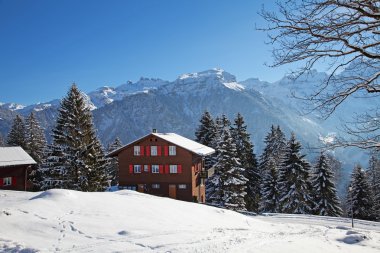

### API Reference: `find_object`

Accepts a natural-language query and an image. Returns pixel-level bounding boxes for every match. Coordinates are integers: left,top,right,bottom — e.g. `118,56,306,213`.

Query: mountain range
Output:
0,68,373,184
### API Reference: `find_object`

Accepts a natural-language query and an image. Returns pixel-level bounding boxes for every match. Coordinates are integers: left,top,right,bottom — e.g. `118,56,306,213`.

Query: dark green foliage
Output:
260,158,280,213
278,133,313,214
107,137,123,186
7,115,27,150
195,111,217,170
41,84,108,191
311,153,342,216
231,113,259,212
25,112,47,164
367,153,380,221
347,165,375,221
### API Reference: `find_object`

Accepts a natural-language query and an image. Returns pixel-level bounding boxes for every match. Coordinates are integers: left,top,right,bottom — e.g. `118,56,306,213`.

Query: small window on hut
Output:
151,165,159,173
151,146,157,156
134,165,141,173
169,165,177,174
169,146,176,156
3,177,12,186
178,184,186,189
152,184,160,189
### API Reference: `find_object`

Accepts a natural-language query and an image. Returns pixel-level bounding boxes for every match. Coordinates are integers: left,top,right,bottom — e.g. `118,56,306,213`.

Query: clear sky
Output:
0,0,287,105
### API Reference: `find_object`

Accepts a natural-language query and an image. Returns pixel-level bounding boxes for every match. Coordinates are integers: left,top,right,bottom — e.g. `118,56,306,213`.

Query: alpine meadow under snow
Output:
1,189,380,253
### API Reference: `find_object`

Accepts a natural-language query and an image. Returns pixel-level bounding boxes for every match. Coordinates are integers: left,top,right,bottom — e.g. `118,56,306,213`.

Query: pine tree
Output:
278,133,313,214
41,84,108,191
106,137,123,186
231,113,259,212
218,128,248,211
311,153,342,216
0,134,4,146
206,115,230,205
7,115,27,150
366,153,380,220
347,165,375,221
260,157,281,213
25,112,47,164
195,111,217,169
258,125,286,212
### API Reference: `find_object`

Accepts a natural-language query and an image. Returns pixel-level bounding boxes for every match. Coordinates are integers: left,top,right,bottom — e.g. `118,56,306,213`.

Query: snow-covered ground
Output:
0,190,379,253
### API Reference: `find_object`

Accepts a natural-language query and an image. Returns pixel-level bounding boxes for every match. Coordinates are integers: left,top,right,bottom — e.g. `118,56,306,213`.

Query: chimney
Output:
152,128,157,133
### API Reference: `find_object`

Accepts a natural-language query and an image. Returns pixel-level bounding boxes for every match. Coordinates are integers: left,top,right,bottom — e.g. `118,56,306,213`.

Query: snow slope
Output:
1,189,379,253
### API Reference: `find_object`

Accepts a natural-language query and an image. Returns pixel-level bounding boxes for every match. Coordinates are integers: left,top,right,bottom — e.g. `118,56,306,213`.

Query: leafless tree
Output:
259,0,380,150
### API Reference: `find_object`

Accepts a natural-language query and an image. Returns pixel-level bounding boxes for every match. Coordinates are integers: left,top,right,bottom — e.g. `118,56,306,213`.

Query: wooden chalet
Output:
108,131,215,203
0,147,36,191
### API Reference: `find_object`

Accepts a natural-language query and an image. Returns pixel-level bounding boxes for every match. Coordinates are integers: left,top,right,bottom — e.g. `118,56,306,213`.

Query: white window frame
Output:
134,165,141,173
169,146,176,156
152,184,160,189
134,146,140,156
169,165,178,174
151,165,159,173
144,165,149,172
178,184,186,189
3,177,11,186
151,146,157,156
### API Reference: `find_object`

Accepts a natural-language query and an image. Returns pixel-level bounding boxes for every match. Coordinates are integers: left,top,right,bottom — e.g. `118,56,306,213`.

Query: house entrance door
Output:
137,184,145,193
168,184,176,199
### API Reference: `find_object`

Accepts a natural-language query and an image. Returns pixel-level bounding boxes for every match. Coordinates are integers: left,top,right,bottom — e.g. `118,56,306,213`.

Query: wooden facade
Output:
109,132,214,203
0,147,36,191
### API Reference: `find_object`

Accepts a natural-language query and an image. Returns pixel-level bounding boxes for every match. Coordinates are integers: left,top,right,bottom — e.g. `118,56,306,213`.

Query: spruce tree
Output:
0,134,4,146
25,112,47,164
106,137,123,186
347,165,375,221
278,133,313,214
42,84,108,191
218,127,248,211
7,115,27,150
231,113,259,212
195,111,217,170
260,157,281,213
258,125,286,212
311,153,342,216
367,153,380,221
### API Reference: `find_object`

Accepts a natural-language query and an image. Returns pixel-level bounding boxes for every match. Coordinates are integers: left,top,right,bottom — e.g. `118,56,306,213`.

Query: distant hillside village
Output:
0,84,379,222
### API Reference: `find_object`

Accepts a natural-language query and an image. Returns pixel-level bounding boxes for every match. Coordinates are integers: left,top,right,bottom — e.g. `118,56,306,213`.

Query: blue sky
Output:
0,0,287,105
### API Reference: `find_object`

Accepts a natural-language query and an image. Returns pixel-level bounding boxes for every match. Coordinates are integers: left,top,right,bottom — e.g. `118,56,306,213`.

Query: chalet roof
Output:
0,147,37,167
108,132,215,157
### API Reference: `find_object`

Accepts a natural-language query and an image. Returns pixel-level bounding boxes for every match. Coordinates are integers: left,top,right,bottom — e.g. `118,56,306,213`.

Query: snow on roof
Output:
109,132,215,156
0,147,37,167
152,133,215,156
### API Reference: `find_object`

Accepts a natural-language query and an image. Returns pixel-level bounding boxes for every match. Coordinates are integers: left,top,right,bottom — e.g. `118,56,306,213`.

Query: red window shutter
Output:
129,165,133,174
140,146,144,156
0,178,3,187
178,165,182,174
159,165,164,174
12,177,16,186
147,165,151,173
165,165,169,174
157,146,162,156
164,146,169,156
146,146,150,156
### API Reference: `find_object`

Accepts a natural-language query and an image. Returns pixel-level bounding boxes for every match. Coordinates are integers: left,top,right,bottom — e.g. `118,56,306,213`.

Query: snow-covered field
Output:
0,190,379,253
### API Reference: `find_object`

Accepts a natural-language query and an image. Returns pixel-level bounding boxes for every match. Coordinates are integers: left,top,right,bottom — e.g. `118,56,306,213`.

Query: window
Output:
178,184,186,189
134,146,140,156
124,186,137,191
3,177,11,186
144,165,149,172
134,165,141,173
151,165,159,173
169,146,176,156
152,184,160,189
169,165,178,174
151,146,157,156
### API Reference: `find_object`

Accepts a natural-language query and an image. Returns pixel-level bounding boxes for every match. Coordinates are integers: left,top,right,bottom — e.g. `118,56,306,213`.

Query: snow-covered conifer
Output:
25,112,47,164
106,137,123,186
367,153,380,221
42,84,108,191
260,158,280,213
347,165,375,221
311,153,342,216
7,115,27,150
231,113,259,212
195,111,217,170
278,133,313,214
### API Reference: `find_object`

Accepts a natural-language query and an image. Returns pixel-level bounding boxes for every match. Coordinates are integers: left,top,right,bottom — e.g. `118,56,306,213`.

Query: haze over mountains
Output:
0,68,372,177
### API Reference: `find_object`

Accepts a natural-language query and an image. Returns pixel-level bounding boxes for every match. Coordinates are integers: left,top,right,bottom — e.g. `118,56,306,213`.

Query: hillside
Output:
0,189,379,252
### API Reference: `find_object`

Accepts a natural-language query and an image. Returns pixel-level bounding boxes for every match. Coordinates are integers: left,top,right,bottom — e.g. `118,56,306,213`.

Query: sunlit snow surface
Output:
0,189,379,252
